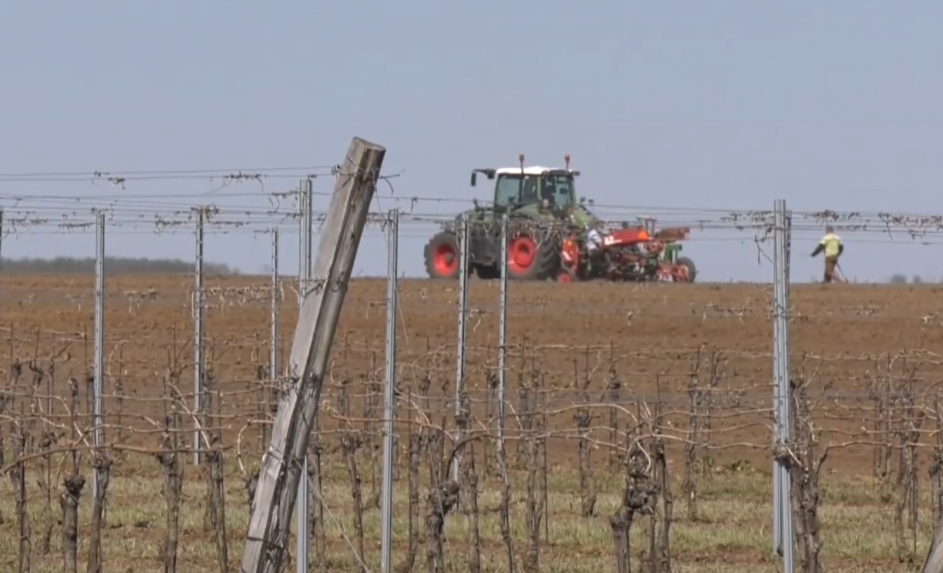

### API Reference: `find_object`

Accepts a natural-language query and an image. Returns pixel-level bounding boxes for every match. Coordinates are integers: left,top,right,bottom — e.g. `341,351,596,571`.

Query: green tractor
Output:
423,155,696,282
424,155,597,280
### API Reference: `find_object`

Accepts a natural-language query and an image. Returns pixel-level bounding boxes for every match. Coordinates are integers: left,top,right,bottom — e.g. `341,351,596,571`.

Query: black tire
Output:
532,236,562,280
475,265,501,280
424,232,461,279
677,256,696,283
506,228,560,281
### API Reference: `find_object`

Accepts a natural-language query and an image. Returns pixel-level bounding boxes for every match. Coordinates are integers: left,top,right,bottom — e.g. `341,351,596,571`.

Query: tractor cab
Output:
470,154,580,214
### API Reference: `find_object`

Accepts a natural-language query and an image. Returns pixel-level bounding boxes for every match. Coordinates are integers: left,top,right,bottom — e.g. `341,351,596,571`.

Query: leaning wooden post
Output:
240,137,386,573
923,520,943,573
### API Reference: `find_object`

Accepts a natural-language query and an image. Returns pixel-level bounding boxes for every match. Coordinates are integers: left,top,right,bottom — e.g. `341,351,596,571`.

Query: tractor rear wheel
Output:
424,232,461,279
506,229,559,280
677,256,696,282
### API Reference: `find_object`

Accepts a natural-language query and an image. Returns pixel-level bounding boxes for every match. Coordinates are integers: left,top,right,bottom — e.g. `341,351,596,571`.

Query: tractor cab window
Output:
545,175,576,208
494,173,574,208
540,178,556,206
494,174,538,207
521,177,538,203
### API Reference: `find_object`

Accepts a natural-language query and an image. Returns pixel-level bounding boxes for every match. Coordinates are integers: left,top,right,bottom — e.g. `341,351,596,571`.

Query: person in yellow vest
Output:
811,226,844,283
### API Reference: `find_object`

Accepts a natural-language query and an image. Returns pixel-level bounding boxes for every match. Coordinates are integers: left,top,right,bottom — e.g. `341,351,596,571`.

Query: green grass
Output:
0,455,932,572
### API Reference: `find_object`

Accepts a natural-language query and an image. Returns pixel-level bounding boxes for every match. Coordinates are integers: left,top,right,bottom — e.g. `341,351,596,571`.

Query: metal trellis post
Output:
772,199,794,571
380,209,399,573
92,212,106,498
0,209,4,329
497,213,509,454
270,226,280,453
781,203,794,573
772,207,782,556
296,178,313,573
193,207,205,466
271,227,280,384
452,214,470,482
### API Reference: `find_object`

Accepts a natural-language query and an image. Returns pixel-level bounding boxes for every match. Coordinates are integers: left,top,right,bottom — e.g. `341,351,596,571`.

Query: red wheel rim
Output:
509,235,537,274
556,270,573,283
433,243,458,276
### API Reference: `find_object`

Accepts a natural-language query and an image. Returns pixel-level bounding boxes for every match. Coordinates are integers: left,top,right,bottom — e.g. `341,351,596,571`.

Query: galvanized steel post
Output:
380,209,399,573
93,212,106,497
193,207,205,466
772,199,794,571
497,213,509,454
452,215,470,481
270,227,280,384
296,178,313,573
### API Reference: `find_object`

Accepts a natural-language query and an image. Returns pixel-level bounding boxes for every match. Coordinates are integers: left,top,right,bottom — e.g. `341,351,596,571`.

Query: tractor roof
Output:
493,166,577,176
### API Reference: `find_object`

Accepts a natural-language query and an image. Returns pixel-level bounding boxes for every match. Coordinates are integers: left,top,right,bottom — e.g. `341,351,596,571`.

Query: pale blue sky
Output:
1,1,942,282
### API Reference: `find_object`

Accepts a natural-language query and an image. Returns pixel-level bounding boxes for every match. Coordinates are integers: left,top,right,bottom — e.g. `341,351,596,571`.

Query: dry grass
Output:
0,456,931,573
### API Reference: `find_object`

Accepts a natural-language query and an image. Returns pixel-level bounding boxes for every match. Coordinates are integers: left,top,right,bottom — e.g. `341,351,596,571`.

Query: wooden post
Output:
923,522,943,573
240,137,386,573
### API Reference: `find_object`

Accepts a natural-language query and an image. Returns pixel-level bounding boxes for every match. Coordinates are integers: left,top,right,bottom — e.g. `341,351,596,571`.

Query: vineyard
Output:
0,274,941,572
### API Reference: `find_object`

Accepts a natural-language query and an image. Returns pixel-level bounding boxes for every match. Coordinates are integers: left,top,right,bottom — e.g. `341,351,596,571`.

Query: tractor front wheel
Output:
424,232,461,279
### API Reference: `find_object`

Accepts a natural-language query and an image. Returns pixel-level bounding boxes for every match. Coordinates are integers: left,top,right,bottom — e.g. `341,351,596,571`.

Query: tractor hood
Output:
439,206,492,233
441,203,557,229
510,203,559,220
440,201,601,233
572,203,603,226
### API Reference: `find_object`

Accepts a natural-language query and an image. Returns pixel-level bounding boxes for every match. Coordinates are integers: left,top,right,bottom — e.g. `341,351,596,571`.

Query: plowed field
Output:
3,274,939,470
7,276,943,460
1,274,940,572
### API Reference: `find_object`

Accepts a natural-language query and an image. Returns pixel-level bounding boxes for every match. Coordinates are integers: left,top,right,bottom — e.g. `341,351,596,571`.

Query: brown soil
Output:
3,274,941,474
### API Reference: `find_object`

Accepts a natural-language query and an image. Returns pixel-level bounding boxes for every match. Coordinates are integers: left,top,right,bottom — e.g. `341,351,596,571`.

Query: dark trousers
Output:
823,255,842,283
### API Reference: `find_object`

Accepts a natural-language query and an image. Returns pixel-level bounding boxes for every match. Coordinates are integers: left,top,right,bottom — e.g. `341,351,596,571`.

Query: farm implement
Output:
423,155,696,283
558,220,696,283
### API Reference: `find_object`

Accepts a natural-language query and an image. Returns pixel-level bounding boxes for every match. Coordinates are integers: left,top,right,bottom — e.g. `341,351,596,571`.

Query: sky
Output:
1,1,942,283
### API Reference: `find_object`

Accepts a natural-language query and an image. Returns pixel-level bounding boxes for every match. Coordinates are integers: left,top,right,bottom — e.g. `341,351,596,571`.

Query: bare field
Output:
1,274,942,572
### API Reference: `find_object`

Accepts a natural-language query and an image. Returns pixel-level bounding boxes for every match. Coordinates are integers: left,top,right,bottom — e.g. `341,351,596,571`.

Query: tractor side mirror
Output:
470,172,477,187
579,196,586,205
